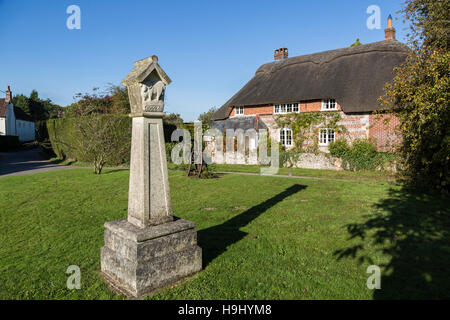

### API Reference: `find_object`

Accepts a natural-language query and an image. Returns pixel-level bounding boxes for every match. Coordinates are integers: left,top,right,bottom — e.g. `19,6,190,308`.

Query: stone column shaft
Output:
127,113,173,228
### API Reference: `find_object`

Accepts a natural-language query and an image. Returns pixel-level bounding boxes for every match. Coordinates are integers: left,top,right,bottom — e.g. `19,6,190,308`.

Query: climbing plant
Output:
274,111,346,167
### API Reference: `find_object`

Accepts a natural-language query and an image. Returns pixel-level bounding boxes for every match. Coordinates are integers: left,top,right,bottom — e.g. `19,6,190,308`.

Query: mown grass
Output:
52,157,394,182
0,169,448,299
169,163,394,182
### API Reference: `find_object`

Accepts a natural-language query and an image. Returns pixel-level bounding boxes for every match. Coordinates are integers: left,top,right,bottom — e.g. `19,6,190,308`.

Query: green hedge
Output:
47,115,177,165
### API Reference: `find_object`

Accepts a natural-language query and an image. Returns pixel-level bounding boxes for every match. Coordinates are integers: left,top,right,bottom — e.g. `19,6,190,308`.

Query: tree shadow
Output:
198,184,307,268
334,186,450,299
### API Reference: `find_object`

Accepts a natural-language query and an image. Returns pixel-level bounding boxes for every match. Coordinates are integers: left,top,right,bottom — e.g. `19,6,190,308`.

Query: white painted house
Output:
0,86,35,142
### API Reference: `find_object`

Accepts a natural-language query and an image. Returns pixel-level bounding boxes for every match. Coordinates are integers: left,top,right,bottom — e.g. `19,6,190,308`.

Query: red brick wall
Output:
228,102,399,152
369,114,401,152
229,100,342,117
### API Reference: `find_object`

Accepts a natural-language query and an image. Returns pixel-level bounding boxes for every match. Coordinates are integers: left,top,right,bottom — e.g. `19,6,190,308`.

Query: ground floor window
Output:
319,128,335,145
280,128,293,147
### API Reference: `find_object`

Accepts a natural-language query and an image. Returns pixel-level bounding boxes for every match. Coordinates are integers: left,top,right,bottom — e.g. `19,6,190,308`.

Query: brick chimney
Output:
274,47,288,60
5,85,12,103
384,14,396,40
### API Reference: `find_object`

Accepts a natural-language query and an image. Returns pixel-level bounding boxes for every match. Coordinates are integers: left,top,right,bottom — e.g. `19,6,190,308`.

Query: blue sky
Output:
0,0,408,121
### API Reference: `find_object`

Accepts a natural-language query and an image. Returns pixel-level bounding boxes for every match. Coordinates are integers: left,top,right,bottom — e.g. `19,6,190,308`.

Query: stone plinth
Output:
101,218,202,299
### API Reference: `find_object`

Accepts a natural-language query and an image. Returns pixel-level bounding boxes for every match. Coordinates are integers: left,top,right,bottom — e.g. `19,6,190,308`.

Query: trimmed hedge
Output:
47,115,177,165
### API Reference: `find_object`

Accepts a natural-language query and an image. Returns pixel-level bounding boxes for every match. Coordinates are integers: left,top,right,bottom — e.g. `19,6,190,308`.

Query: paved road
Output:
0,148,76,178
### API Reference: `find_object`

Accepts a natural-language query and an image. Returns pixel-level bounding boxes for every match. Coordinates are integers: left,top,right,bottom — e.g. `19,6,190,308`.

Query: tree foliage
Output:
64,85,130,117
198,106,218,127
163,113,184,127
381,0,449,191
72,115,131,174
12,90,63,121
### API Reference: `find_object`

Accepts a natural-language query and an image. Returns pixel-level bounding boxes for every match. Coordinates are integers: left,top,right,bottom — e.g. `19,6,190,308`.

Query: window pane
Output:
329,130,335,143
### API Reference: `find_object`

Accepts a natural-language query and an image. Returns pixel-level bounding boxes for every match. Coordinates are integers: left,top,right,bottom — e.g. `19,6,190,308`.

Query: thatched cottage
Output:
210,16,408,168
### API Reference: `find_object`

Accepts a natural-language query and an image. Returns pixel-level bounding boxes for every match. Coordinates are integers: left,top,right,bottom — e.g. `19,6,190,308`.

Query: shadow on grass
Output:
198,184,307,268
334,186,450,299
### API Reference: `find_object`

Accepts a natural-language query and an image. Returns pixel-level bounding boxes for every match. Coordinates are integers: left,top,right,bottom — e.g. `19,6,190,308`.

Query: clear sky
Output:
0,0,408,121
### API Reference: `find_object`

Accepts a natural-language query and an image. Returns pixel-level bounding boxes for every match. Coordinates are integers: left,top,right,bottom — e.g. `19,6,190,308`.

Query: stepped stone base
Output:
100,218,202,299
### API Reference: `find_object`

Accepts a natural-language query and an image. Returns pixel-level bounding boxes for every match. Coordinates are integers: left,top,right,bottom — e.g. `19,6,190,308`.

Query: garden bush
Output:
329,138,390,171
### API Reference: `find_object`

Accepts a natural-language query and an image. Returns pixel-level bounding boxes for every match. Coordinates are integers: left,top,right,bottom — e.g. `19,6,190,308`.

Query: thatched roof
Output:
213,40,409,120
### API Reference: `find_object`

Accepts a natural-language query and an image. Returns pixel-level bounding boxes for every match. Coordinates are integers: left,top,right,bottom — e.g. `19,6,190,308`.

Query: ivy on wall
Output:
274,111,346,167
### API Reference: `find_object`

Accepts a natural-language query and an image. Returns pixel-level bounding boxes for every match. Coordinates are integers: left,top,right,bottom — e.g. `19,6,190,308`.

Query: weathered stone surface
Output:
101,219,202,298
122,56,172,116
127,115,173,228
101,56,202,299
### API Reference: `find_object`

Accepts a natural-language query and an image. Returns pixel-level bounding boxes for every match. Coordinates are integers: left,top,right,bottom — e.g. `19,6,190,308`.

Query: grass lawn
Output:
0,168,449,299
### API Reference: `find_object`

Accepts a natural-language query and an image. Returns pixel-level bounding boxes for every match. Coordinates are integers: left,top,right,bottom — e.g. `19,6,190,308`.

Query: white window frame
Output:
274,103,300,115
235,106,244,116
321,99,337,111
280,128,293,147
319,128,336,146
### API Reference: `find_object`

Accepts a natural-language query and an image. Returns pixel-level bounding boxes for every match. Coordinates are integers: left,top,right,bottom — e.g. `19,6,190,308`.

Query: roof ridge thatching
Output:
213,40,409,120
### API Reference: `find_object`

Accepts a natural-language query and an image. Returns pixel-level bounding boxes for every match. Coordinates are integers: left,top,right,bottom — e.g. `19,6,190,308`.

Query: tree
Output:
381,0,449,192
164,113,184,127
108,84,130,114
198,106,218,127
65,85,130,117
12,94,31,115
12,90,62,121
68,88,112,116
72,115,131,174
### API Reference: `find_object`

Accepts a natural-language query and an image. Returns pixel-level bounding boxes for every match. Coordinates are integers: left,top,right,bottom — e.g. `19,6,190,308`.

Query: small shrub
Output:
348,138,379,171
328,138,350,158
330,138,383,171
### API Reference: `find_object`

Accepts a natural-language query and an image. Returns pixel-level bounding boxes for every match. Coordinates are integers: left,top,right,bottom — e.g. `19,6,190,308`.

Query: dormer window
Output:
235,106,244,116
274,103,299,114
321,99,337,111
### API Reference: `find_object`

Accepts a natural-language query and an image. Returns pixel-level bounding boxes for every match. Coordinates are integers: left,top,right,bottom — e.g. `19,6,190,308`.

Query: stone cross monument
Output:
100,56,202,298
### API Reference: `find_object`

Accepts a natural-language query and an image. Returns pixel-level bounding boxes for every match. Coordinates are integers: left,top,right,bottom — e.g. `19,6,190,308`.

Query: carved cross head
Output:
121,55,172,116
